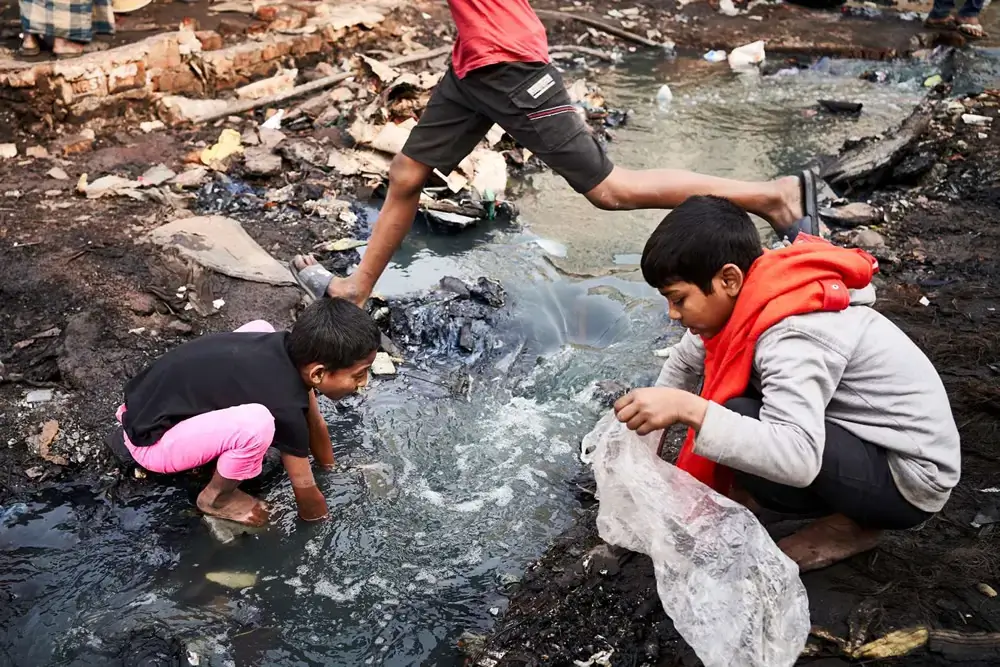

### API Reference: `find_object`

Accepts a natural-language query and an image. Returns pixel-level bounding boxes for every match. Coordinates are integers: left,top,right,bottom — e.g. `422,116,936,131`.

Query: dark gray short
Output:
401,61,615,194
726,397,933,530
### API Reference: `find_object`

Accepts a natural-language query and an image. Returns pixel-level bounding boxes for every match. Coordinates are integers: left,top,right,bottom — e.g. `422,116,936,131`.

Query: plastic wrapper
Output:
581,412,810,667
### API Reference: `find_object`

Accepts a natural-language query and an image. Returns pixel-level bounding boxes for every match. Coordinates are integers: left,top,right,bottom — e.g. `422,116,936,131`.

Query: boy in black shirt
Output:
111,298,380,526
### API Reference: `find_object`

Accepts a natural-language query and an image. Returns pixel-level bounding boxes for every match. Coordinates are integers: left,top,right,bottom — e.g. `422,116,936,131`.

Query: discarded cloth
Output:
677,235,878,493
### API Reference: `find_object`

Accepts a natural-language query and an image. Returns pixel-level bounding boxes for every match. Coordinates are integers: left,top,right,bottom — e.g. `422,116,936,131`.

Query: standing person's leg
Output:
956,0,987,37
462,63,813,236
925,0,959,27
291,66,493,304
724,398,932,572
123,404,275,526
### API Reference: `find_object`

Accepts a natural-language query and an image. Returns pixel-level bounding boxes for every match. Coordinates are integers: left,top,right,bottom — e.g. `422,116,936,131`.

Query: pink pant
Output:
118,320,277,481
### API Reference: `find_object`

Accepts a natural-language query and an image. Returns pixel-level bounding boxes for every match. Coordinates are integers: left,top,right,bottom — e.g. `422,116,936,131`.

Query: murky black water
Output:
0,53,952,667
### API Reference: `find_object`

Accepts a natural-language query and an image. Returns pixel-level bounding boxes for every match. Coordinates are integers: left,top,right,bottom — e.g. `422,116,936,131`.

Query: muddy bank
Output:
478,90,1000,666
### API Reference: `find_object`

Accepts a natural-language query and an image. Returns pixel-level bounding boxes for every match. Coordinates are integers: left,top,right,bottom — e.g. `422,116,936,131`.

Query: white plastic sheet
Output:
583,412,810,667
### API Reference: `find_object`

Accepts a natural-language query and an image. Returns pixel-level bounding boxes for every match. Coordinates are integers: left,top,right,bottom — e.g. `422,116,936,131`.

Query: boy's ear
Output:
718,264,745,297
304,363,326,387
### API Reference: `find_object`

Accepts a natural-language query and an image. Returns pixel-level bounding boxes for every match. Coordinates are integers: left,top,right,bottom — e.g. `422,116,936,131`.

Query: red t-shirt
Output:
447,0,550,78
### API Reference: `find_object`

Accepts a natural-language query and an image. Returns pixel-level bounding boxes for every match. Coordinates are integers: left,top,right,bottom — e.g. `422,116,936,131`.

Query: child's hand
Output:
293,484,329,522
614,387,707,435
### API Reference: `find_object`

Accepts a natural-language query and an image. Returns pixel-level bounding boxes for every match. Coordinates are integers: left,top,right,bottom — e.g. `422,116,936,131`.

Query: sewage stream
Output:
1,53,947,667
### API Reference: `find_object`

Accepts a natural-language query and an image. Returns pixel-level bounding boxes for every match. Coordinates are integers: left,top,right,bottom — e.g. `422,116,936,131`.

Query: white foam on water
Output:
314,579,364,602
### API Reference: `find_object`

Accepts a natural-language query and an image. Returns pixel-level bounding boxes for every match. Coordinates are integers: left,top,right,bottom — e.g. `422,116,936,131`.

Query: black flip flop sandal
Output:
786,170,819,242
289,260,334,304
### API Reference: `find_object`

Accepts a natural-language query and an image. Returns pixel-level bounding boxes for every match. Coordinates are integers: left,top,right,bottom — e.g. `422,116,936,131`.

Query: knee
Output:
723,397,762,419
584,171,633,211
388,153,429,197
233,404,275,447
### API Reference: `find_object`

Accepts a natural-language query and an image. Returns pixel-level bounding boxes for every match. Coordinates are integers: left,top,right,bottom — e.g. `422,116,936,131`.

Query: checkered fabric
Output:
20,0,114,43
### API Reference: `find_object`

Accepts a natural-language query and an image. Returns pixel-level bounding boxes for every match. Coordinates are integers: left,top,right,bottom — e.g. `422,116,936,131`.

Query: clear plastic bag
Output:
582,412,810,667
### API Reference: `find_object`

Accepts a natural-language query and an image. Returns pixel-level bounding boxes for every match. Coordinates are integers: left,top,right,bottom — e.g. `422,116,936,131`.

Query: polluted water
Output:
0,52,946,666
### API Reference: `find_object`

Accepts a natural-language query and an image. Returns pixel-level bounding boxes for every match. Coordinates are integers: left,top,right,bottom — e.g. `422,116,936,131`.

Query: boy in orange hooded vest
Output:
614,196,961,571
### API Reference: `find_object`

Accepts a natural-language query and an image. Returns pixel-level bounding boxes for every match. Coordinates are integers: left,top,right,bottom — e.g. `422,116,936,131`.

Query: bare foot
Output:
19,34,40,57
777,514,881,572
768,175,805,234
956,17,986,39
197,488,270,526
52,38,85,56
292,253,366,306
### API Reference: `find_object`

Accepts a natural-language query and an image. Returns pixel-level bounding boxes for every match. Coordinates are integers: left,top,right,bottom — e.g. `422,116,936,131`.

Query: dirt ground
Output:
478,92,1000,666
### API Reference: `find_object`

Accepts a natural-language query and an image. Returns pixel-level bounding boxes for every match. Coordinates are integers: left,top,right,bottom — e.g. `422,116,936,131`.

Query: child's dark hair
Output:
287,298,381,370
641,195,763,293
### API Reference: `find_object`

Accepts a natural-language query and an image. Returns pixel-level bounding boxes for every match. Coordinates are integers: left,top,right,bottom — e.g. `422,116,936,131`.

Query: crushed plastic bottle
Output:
582,412,810,667
727,40,766,71
655,84,673,109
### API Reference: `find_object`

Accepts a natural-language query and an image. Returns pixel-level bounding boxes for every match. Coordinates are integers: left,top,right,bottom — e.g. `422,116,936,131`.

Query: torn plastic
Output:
583,412,810,667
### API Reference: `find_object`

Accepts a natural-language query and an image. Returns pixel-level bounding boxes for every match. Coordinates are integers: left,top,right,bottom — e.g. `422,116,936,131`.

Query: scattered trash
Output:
29,420,69,466
212,299,225,310
171,167,209,189
200,129,244,170
919,296,931,307
140,120,165,133
819,100,864,114
718,0,740,15
204,571,258,589
25,389,54,404
841,5,883,19
728,40,766,70
655,84,673,109
79,175,143,200
147,216,295,286
0,503,28,526
923,74,943,88
424,210,478,229
819,202,883,228
26,146,50,159
703,49,727,63
371,352,397,376
257,109,283,130
971,499,999,528
573,649,615,667
138,164,177,187
243,147,283,177
47,167,69,180
853,627,928,660
0,144,17,159
584,412,809,666
978,583,998,598
962,114,992,126
314,238,367,253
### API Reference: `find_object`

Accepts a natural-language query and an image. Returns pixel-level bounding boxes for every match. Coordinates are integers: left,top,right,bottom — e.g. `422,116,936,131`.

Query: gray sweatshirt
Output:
655,286,961,513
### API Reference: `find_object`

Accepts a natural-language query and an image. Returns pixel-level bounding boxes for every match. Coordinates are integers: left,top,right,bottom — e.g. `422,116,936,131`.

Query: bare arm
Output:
306,390,335,468
281,453,329,521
